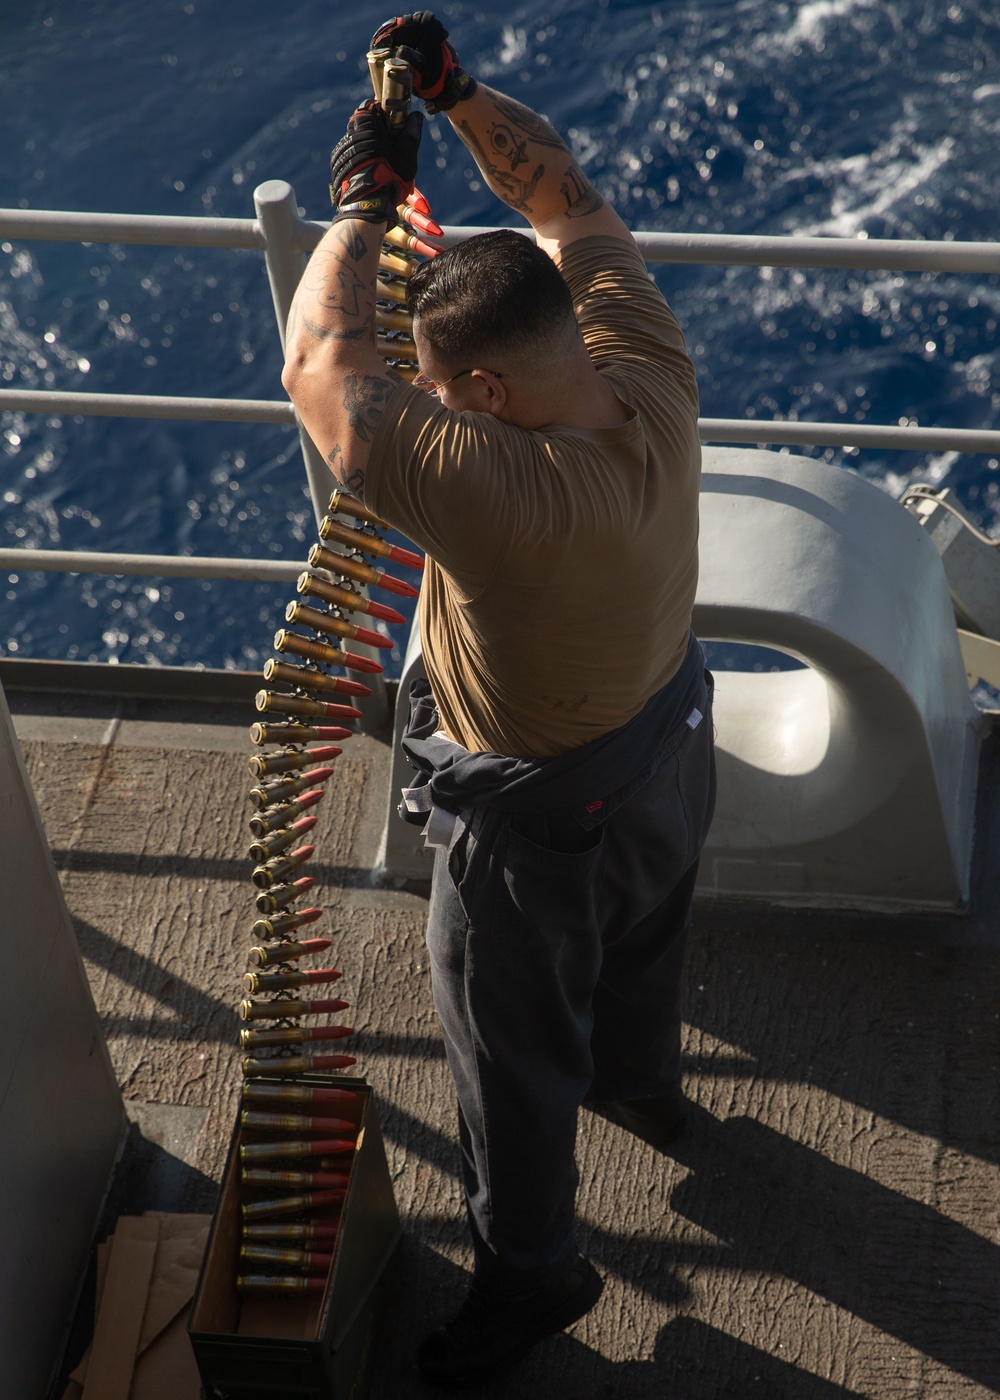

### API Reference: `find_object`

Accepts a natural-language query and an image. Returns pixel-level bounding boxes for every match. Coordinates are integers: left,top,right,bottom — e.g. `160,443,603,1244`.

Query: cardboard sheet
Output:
61,1213,210,1400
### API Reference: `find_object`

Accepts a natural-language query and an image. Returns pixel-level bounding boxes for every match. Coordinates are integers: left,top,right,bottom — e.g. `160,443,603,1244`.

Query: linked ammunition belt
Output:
233,86,436,1287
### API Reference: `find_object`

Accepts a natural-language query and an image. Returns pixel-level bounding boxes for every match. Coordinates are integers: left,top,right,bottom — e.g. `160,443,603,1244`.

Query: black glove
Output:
370,11,477,114
329,100,423,228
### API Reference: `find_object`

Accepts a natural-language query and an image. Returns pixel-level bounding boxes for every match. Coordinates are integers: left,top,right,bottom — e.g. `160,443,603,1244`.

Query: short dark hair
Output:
405,229,577,367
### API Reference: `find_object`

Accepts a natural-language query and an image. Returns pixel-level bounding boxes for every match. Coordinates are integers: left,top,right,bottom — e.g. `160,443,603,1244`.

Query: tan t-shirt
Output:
365,234,701,758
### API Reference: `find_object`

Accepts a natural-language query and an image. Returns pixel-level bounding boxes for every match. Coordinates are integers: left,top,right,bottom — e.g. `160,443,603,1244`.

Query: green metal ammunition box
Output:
188,1076,400,1398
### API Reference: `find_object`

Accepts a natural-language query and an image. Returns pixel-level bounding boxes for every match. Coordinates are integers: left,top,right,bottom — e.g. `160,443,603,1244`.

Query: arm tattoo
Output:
302,253,368,317
342,369,402,444
334,223,369,261
488,122,528,171
560,161,605,218
457,121,545,212
325,442,367,498
300,309,375,343
489,92,568,151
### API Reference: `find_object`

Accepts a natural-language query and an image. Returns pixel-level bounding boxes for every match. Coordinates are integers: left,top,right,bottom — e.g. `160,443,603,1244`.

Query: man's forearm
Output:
282,218,401,499
446,84,603,227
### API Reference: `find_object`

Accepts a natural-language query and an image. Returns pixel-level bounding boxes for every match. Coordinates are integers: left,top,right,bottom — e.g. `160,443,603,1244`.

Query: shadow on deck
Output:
10,686,998,1400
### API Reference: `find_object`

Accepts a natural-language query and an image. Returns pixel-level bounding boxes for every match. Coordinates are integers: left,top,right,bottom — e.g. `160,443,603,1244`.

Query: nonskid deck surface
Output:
13,688,1000,1400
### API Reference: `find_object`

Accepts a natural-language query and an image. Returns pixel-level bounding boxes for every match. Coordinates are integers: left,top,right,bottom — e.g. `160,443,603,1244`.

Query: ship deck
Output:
11,678,1000,1400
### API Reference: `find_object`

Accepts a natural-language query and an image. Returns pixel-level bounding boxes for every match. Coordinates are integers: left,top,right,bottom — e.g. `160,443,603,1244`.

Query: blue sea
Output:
1,0,998,686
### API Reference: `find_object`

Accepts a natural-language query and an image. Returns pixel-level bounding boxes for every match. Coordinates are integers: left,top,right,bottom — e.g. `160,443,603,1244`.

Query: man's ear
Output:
475,369,507,417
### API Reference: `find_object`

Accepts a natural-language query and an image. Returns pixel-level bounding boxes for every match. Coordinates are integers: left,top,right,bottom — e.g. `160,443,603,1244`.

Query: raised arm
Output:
281,104,421,500
370,12,633,258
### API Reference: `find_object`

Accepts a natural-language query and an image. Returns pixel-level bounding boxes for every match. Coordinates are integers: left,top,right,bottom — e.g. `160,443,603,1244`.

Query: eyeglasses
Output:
412,367,503,395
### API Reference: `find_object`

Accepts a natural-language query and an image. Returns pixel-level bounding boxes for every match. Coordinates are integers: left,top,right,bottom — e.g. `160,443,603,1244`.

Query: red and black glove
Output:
370,11,477,114
329,100,423,228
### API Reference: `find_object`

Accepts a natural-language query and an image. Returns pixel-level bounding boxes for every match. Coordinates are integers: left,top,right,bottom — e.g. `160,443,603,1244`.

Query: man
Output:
282,13,715,1388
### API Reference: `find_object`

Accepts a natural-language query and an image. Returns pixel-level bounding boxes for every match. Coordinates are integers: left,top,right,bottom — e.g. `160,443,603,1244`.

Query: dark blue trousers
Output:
425,674,716,1287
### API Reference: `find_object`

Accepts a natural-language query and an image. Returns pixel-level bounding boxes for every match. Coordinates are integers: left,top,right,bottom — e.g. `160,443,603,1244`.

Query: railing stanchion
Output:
254,179,389,733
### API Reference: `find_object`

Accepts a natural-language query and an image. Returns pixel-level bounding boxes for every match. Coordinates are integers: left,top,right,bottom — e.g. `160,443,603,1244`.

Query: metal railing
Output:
3,183,1000,717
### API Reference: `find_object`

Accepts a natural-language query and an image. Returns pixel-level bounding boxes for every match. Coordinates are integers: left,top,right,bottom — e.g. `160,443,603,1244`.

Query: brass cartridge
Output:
239,1244,334,1271
397,202,444,237
307,544,420,598
273,629,349,669
241,1137,354,1162
382,223,438,258
375,304,413,334
249,767,334,812
243,966,342,994
239,997,350,1022
318,517,424,571
284,601,390,652
250,721,352,746
251,843,315,890
389,360,419,382
242,1168,350,1190
366,45,391,105
254,689,365,720
237,1274,327,1293
262,658,377,693
381,57,412,128
247,817,317,864
254,875,317,913
375,274,408,304
243,1222,339,1241
379,247,419,279
240,1024,354,1049
242,1051,357,1075
248,744,343,779
296,571,407,624
248,790,323,838
246,936,332,969
240,1184,346,1219
376,332,419,362
251,906,323,941
326,488,391,529
240,1109,355,1133
241,1082,355,1108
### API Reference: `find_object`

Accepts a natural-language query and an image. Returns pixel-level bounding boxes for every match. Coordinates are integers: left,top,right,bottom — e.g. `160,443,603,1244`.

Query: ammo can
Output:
188,1075,400,1398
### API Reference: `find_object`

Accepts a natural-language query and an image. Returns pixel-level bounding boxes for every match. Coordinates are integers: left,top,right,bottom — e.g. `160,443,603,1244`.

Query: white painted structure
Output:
0,682,124,1398
693,448,981,909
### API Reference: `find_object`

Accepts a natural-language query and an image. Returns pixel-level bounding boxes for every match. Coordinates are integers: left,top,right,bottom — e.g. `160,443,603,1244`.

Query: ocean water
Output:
1,0,998,685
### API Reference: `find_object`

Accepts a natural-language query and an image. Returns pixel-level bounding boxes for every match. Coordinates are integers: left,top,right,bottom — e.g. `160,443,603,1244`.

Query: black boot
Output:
416,1255,604,1388
587,1085,689,1152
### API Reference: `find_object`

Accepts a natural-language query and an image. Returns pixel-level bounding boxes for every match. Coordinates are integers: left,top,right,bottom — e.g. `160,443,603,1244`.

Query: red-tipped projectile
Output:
241,1138,355,1161
308,544,421,597
242,1169,351,1190
239,1243,335,1271
239,996,352,1021
246,936,332,969
404,206,444,238
319,516,424,571
262,659,375,696
296,572,407,624
250,906,324,941
242,1083,356,1108
242,1052,357,1076
242,1222,340,1241
240,1187,346,1220
254,690,364,721
242,965,342,995
407,187,432,216
237,1274,328,1292
241,1110,355,1133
